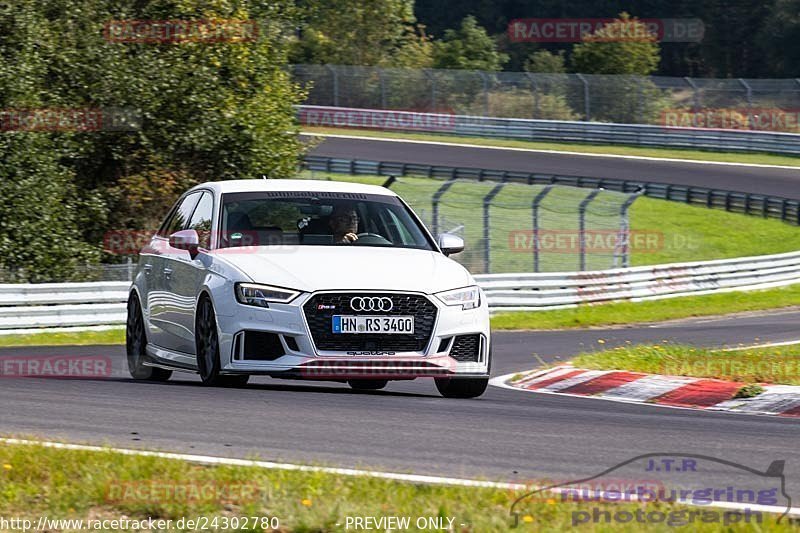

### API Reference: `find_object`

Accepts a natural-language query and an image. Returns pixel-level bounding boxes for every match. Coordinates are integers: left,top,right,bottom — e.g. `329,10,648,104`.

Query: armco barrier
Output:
475,250,800,311
0,281,129,329
3,251,800,328
302,155,800,225
298,105,800,156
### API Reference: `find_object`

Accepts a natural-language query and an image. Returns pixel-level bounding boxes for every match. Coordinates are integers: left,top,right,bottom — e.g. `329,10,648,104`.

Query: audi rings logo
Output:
350,297,393,312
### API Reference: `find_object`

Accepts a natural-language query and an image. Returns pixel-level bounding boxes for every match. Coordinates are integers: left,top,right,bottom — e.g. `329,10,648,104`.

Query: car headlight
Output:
435,286,481,310
235,283,300,307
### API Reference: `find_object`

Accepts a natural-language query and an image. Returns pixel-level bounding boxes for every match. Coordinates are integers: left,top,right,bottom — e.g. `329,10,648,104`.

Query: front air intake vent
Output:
449,334,481,362
233,331,285,361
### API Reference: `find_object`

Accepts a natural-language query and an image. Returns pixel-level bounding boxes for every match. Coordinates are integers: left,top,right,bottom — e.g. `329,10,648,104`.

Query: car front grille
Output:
303,292,438,353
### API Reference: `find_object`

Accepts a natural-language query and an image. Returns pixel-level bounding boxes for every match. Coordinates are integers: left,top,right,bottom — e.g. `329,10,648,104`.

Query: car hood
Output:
213,246,474,294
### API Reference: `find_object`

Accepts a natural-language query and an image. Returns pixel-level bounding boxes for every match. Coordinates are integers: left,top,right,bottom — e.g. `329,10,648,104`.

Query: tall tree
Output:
291,0,433,67
571,13,660,75
1,0,306,280
756,0,800,77
433,15,508,70
570,14,665,123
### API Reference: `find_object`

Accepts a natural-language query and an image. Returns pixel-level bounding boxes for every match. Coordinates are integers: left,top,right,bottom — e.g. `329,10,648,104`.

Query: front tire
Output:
348,379,389,391
195,296,249,387
126,294,172,381
435,377,488,398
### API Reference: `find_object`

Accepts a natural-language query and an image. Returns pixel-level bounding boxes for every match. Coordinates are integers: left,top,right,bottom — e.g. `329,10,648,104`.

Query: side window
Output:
159,193,201,237
187,192,214,249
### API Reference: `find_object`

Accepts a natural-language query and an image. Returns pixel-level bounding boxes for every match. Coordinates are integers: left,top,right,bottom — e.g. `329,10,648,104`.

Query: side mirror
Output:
169,229,200,258
438,233,464,256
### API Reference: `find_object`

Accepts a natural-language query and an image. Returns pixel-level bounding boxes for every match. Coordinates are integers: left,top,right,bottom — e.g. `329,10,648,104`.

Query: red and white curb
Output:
490,365,800,417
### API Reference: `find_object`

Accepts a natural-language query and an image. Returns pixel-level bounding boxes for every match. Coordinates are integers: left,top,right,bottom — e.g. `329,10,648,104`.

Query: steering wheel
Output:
353,233,392,245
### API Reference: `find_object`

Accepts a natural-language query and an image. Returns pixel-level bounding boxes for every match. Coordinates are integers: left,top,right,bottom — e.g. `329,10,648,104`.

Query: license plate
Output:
332,315,414,334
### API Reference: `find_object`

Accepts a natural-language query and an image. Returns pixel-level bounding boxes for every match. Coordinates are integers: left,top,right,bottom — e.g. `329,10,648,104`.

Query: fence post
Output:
684,77,700,110
637,76,644,124
531,185,554,272
424,69,437,111
738,78,753,108
617,190,643,268
483,183,505,273
578,189,601,271
431,179,457,236
379,68,387,109
576,74,590,121
479,71,490,116
526,72,540,118
325,64,339,107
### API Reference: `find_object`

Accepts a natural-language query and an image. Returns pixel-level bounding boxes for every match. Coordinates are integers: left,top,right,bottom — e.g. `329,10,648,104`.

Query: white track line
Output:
721,339,800,351
301,132,800,170
2,437,797,517
0,437,521,490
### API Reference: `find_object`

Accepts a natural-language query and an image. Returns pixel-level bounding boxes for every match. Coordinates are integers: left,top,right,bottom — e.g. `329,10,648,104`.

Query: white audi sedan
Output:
126,179,491,398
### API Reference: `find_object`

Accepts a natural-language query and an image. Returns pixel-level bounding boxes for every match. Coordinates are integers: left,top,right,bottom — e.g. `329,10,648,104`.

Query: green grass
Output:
0,328,124,348
629,197,800,266
303,126,800,168
0,441,792,532
490,284,800,330
571,343,800,386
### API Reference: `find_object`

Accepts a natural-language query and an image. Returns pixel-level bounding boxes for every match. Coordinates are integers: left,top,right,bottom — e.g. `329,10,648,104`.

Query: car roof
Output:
190,179,398,197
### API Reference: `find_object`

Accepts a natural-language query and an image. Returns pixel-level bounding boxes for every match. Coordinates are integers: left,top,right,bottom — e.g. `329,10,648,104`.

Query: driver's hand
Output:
342,232,358,243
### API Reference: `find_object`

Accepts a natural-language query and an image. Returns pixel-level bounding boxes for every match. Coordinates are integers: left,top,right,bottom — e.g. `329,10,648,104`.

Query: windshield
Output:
219,191,434,250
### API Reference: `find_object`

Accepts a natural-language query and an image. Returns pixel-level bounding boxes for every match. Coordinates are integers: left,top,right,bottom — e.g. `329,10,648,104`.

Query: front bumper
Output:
214,290,491,379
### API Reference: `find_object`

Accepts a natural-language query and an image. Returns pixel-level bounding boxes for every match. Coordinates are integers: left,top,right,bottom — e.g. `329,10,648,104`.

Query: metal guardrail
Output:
298,105,800,155
301,155,800,225
0,282,129,330
476,250,800,311
3,251,800,327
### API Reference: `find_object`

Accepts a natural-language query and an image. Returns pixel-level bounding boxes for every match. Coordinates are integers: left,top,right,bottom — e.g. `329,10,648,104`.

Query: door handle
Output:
163,267,173,278
143,264,153,274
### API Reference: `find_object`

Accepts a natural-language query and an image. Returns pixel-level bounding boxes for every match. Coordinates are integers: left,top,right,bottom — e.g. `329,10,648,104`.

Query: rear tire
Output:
435,377,488,398
126,294,172,381
196,296,249,387
348,379,389,391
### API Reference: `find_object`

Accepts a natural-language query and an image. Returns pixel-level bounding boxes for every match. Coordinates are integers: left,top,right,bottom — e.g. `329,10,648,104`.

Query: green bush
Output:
486,89,579,120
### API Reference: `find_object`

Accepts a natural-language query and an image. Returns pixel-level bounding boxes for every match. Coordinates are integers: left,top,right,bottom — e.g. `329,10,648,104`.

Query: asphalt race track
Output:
3,139,800,506
305,134,800,199
2,311,800,500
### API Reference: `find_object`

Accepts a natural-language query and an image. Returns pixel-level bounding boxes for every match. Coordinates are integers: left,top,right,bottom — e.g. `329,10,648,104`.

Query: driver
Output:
329,204,359,243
